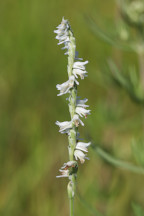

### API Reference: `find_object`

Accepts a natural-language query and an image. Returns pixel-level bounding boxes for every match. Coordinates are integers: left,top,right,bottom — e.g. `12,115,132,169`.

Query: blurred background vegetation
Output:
0,0,144,215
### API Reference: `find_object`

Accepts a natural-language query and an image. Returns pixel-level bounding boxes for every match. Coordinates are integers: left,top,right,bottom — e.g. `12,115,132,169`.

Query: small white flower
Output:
73,60,88,70
73,114,84,127
73,68,87,79
56,161,78,178
54,17,71,51
61,161,77,169
56,169,69,178
56,17,68,30
72,61,88,79
76,107,91,118
56,76,75,96
76,142,91,152
55,120,72,133
74,149,89,164
74,142,91,163
76,98,89,108
56,114,84,134
54,17,69,34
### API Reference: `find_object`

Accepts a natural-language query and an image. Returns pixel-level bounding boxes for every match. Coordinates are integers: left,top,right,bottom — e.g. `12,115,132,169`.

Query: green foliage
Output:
108,60,144,104
92,144,144,175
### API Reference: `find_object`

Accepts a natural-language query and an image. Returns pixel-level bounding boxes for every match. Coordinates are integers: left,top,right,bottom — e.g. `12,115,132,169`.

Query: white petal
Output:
75,79,79,85
73,68,88,79
76,142,91,152
73,114,84,127
61,161,77,169
54,17,70,50
56,175,68,178
56,17,68,30
56,169,69,178
76,107,91,117
76,98,89,108
73,61,88,70
74,150,88,163
56,76,75,96
55,120,72,133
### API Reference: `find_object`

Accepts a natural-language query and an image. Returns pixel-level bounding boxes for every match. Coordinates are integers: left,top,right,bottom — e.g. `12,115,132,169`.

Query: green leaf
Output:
92,144,144,175
108,59,144,104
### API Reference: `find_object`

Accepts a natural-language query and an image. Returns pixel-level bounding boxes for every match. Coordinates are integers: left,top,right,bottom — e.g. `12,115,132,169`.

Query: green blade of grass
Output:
92,145,144,175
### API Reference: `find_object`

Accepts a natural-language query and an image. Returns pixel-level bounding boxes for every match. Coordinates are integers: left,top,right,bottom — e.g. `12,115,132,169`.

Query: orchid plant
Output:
54,17,91,216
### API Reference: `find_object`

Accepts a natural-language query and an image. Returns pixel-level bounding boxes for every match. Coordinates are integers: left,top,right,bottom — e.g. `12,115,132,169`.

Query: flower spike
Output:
54,17,91,214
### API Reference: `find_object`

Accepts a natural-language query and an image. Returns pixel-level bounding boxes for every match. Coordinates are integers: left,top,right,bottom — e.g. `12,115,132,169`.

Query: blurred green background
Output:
0,0,144,215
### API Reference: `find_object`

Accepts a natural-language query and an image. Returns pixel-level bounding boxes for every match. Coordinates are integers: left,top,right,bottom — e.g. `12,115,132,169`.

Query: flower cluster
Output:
54,17,91,179
54,17,70,53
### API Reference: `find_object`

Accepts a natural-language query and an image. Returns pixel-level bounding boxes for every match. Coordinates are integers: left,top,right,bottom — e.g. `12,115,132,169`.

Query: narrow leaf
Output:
92,145,144,175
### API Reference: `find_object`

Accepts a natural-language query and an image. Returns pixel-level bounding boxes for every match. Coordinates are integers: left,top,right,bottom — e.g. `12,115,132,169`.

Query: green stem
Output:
67,29,77,216
70,197,74,216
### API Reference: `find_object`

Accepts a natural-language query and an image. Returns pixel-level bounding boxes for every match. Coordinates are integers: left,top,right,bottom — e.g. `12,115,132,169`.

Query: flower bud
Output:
67,181,74,198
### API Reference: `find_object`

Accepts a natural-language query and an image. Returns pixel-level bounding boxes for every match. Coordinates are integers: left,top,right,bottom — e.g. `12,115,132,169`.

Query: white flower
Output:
56,76,75,96
72,61,88,79
73,60,88,70
55,17,68,28
73,68,87,79
74,142,91,163
56,161,78,178
74,150,89,164
54,17,69,36
56,114,84,134
76,107,91,118
61,161,77,169
56,169,69,178
55,120,72,133
76,97,89,108
73,114,84,127
54,17,70,51
76,142,91,152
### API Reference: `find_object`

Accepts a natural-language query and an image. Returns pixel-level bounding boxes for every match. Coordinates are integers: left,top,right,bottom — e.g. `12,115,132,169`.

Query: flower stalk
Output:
54,18,91,216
